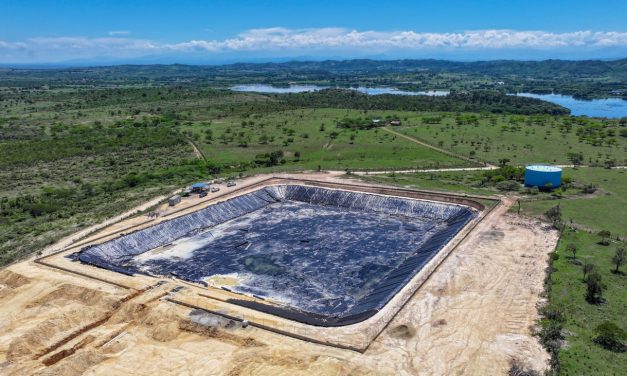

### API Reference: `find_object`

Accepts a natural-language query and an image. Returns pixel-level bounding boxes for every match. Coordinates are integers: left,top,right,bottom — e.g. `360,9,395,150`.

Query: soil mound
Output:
27,284,118,309
0,270,31,288
7,307,106,361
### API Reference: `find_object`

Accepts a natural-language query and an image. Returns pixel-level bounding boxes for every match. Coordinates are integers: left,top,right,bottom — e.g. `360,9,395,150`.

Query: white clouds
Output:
108,31,131,36
156,28,627,59
163,28,627,51
1,28,627,62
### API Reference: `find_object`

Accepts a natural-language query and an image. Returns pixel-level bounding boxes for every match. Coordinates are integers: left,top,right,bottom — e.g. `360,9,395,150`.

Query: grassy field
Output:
520,168,627,237
548,230,626,375
182,108,468,172
396,114,627,166
520,168,626,375
357,169,498,196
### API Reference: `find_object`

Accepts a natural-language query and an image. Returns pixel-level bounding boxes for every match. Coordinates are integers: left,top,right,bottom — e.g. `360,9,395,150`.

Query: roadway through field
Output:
382,127,494,167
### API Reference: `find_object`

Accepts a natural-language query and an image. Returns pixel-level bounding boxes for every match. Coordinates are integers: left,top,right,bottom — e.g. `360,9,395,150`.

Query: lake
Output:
231,85,627,118
515,93,627,118
231,84,449,96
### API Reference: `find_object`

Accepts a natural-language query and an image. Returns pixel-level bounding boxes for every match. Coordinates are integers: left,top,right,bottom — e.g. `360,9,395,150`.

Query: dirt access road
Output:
382,127,493,167
0,174,557,375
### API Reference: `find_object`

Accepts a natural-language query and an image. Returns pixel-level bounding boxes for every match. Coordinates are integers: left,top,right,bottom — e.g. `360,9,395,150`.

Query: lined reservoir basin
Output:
73,185,476,326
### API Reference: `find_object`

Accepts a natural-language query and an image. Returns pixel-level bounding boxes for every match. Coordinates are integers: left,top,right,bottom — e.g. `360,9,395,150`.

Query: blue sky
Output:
1,0,627,64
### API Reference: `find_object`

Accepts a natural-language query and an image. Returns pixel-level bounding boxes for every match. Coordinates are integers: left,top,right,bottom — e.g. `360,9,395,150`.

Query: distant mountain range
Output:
2,58,626,76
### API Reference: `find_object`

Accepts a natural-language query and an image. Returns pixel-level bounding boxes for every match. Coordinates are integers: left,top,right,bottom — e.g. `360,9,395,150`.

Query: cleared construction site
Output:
0,173,559,375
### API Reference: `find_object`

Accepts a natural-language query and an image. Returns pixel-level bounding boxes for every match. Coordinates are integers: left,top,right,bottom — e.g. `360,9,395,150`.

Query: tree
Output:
597,230,611,245
582,262,595,281
268,150,284,166
567,152,584,167
566,243,577,259
593,321,626,352
561,176,573,188
545,205,562,229
496,180,520,192
612,247,625,273
585,271,605,304
498,158,510,167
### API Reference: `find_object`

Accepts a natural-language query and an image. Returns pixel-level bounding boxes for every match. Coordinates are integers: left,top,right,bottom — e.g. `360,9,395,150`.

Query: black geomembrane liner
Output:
73,185,475,326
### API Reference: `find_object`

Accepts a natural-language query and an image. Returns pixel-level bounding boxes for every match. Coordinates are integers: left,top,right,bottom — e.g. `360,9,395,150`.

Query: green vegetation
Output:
594,322,627,353
358,169,498,196
181,108,465,172
279,89,569,115
2,58,626,99
520,168,627,237
541,231,626,375
0,117,216,264
519,168,626,374
397,115,627,165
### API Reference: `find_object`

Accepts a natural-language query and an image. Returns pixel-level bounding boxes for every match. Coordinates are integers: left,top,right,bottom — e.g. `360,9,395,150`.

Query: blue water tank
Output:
524,165,562,188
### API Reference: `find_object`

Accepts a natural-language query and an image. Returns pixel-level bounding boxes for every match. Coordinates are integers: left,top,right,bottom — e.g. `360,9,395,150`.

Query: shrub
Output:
593,321,626,352
582,262,595,281
581,184,597,194
540,306,565,323
612,247,625,273
508,359,541,376
545,205,562,229
496,180,520,192
597,230,611,245
561,176,573,188
585,271,605,304
539,320,564,370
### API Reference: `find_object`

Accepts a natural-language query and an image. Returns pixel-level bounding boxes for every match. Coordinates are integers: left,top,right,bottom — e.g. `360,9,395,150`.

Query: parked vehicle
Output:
226,181,236,187
199,191,208,198
211,187,220,193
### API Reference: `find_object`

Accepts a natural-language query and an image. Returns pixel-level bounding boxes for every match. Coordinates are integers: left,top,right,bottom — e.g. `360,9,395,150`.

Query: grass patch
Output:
543,230,626,375
397,115,627,166
520,168,627,237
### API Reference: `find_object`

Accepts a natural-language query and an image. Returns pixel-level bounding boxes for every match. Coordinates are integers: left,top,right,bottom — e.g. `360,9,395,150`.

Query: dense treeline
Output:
277,89,570,115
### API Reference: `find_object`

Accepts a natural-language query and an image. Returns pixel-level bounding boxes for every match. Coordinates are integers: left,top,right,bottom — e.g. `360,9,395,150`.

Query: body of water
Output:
231,84,449,96
231,85,626,118
231,84,327,93
515,93,627,118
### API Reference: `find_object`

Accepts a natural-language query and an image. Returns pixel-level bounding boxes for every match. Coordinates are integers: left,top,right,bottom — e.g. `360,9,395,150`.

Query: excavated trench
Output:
72,185,476,326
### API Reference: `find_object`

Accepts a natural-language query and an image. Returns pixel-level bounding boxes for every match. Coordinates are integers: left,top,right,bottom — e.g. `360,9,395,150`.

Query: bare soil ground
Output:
0,173,558,375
